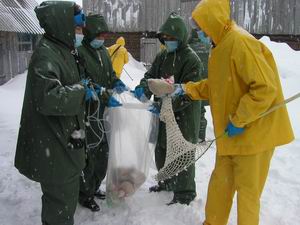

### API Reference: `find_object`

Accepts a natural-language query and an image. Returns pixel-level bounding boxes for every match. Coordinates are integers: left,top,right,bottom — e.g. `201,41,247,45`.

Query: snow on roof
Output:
0,0,44,34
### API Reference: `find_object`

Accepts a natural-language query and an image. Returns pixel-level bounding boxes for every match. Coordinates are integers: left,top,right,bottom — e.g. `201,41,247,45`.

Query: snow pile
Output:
0,37,299,225
260,36,300,79
120,53,147,90
260,36,300,135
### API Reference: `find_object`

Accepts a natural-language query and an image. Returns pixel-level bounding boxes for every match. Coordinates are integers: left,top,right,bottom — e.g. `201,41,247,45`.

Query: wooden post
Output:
8,50,13,80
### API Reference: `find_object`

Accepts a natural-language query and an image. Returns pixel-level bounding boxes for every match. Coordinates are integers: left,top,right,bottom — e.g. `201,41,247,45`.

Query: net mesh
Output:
155,96,214,181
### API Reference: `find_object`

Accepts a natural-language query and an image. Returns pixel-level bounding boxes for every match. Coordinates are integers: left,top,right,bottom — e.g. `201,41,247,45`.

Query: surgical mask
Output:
74,34,83,48
90,39,104,49
197,30,211,45
165,41,179,53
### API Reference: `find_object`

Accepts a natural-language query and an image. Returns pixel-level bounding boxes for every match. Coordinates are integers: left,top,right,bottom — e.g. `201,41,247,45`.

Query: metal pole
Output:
123,67,134,81
259,92,300,118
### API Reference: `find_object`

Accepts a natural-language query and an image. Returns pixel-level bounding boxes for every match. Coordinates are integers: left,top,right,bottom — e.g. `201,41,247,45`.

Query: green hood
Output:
35,1,75,47
158,12,188,47
83,15,109,42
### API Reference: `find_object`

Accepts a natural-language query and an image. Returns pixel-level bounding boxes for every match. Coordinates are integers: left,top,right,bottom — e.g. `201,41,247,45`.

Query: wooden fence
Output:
84,0,300,35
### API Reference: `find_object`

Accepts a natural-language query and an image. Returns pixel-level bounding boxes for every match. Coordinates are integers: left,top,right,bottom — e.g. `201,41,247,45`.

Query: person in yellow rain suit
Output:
168,0,295,224
108,36,129,78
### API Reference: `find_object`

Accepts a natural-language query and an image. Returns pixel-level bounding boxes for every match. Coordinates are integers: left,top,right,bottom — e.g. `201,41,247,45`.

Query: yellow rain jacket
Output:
108,37,129,78
186,0,294,156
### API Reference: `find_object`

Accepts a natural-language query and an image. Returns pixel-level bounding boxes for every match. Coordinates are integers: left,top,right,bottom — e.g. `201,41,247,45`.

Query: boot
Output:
167,192,195,206
80,197,100,212
94,189,106,200
149,182,167,192
149,185,164,192
167,197,190,206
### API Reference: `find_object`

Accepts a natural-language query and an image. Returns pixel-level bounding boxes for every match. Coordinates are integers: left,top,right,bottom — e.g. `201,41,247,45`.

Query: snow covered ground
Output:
0,37,299,225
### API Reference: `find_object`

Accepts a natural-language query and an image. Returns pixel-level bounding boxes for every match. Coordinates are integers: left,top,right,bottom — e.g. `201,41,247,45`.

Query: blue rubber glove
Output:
108,96,122,108
93,84,102,95
81,79,90,88
171,84,185,97
81,79,96,101
133,87,145,100
225,122,245,137
85,88,96,101
113,80,128,94
148,104,160,116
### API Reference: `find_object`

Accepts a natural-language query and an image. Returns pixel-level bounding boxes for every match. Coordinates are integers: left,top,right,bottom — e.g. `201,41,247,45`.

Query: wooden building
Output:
0,0,43,85
84,0,300,64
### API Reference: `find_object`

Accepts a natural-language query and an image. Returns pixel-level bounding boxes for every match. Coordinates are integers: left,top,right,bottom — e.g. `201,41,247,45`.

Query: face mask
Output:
165,41,179,53
90,39,104,49
197,30,211,45
74,34,83,48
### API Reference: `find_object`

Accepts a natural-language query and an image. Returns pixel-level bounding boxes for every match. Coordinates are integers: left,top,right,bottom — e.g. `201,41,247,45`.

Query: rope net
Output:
155,96,214,181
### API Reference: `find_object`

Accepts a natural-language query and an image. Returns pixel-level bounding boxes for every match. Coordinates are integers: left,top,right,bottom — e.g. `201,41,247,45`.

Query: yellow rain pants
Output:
204,148,274,225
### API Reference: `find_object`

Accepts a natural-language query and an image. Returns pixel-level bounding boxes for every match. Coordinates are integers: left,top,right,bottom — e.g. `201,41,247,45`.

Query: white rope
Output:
85,88,111,150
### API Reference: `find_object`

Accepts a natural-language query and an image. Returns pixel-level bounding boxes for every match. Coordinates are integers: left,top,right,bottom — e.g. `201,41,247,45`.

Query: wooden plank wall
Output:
84,0,180,32
295,0,300,35
179,0,199,31
140,38,160,65
0,32,32,84
231,0,299,35
84,0,300,35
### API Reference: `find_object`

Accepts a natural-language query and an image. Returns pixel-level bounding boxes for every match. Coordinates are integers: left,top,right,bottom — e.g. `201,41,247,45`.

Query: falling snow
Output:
0,41,299,225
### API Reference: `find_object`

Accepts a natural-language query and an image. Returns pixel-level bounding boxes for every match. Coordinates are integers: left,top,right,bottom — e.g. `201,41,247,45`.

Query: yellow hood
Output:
186,2,294,155
192,0,232,45
108,36,129,77
116,37,125,47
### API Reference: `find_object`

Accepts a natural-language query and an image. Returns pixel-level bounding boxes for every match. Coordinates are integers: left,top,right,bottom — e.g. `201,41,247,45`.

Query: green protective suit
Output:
14,2,86,225
137,12,203,202
77,15,119,203
188,29,211,141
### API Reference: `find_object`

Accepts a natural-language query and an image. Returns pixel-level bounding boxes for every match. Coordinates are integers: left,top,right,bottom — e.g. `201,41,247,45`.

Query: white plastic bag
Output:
104,92,159,205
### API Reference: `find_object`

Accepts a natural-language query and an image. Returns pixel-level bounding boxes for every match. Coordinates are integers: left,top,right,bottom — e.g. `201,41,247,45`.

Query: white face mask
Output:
74,34,84,48
90,39,105,49
165,41,179,53
196,30,211,45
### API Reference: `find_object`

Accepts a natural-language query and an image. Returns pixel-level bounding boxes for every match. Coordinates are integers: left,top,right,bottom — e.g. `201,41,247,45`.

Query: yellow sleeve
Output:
113,52,124,76
107,45,114,57
231,37,277,127
124,49,129,64
184,79,209,100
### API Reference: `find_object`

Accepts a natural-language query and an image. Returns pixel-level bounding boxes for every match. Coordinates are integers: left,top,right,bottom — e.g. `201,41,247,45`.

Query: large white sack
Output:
104,92,159,206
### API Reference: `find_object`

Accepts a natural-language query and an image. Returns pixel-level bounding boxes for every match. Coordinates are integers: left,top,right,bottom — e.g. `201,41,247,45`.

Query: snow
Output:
120,53,147,90
260,36,300,135
0,37,300,225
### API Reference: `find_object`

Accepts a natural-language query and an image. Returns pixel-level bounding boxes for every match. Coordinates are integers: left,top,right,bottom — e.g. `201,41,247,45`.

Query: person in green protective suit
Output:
188,29,211,142
14,2,87,225
77,14,126,212
133,12,203,205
